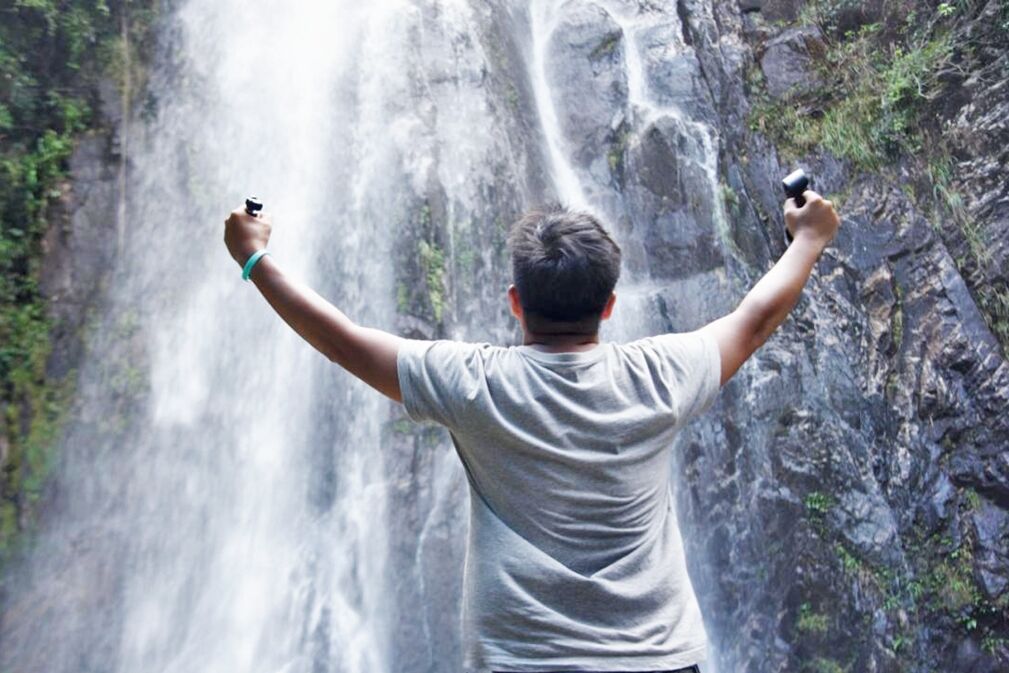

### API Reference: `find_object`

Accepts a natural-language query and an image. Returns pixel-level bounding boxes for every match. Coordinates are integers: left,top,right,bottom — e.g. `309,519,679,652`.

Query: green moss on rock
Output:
0,0,159,565
418,240,447,323
797,602,831,635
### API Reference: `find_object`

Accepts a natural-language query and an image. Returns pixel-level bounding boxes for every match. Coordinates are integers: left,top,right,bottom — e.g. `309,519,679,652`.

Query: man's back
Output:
397,331,721,673
225,192,838,672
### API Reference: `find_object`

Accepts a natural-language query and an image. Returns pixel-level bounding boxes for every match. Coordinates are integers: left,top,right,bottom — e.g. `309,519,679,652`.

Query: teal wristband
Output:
242,249,270,281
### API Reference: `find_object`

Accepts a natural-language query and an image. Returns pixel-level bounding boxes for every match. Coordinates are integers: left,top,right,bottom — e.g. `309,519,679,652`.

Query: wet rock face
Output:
672,5,1005,673
624,117,724,279
635,11,717,124
738,0,802,22
941,0,1009,358
40,132,121,381
3,1,1006,672
538,1,1008,671
546,0,628,171
759,26,825,98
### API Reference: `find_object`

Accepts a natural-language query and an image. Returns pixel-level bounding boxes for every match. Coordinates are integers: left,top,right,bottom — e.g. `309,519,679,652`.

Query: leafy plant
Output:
0,0,159,565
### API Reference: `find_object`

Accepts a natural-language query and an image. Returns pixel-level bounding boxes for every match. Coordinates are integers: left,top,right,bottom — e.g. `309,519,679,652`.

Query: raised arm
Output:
698,190,840,386
223,206,405,402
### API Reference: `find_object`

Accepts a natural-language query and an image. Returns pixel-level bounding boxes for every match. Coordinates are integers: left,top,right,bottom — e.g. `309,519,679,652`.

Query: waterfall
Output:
1,2,728,672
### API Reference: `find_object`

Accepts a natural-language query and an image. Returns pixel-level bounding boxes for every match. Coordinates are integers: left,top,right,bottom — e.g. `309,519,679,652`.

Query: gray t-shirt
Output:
397,331,722,673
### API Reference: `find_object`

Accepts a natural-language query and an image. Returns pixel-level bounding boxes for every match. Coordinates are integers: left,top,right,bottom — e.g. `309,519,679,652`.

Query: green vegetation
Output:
607,148,621,174
797,602,830,635
748,1,1009,353
504,82,520,111
962,487,981,512
983,634,1008,656
749,21,952,171
396,282,410,315
456,241,476,276
834,542,862,574
0,1,158,564
397,203,449,324
750,1,1008,353
800,486,1006,662
891,282,904,351
388,418,414,435
720,181,740,215
744,3,1009,661
915,533,1001,636
590,31,621,60
418,240,447,323
917,535,986,631
925,153,1009,348
804,491,834,539
606,123,631,182
804,491,834,517
806,656,846,673
834,524,1005,662
926,154,979,255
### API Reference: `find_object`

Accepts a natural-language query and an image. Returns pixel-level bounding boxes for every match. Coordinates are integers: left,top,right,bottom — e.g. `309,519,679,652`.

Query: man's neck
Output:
522,331,601,353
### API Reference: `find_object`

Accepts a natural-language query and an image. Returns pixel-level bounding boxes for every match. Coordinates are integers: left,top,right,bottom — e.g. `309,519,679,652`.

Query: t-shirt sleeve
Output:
639,330,722,423
396,338,486,429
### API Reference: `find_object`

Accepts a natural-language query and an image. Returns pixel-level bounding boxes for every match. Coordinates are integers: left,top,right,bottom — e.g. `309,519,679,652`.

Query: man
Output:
223,193,840,673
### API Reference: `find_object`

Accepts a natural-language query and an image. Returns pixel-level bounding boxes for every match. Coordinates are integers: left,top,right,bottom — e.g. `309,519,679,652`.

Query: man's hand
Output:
224,207,272,266
698,189,840,385
785,190,840,248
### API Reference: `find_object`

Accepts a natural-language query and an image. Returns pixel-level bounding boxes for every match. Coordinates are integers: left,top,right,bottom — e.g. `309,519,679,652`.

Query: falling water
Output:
1,2,730,672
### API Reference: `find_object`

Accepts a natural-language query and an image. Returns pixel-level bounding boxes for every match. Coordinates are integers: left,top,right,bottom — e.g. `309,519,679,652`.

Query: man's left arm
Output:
224,206,405,402
696,191,839,386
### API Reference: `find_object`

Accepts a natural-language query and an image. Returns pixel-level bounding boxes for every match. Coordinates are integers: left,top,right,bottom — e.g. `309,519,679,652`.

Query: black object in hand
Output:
782,169,809,207
245,196,263,217
781,169,811,243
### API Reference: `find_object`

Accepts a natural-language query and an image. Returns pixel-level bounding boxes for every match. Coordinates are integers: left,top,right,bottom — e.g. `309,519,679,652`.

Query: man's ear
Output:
600,292,617,320
507,285,524,320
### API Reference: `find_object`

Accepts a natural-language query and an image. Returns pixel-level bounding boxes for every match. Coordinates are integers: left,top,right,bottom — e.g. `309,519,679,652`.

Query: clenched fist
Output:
784,190,840,249
224,206,272,267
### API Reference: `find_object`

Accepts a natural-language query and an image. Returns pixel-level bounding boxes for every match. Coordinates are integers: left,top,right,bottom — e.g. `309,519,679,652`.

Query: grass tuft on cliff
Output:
749,18,953,171
748,0,1009,354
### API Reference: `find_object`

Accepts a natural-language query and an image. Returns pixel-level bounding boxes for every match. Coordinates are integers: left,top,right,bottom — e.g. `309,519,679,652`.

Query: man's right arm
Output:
224,206,407,402
697,190,840,386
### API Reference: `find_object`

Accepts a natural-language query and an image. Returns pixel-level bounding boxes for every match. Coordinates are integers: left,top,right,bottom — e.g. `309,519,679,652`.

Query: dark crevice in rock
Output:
675,0,694,47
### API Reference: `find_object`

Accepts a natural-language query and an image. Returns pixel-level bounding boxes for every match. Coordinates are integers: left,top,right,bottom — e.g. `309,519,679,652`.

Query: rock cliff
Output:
1,1,1006,672
383,2,1009,670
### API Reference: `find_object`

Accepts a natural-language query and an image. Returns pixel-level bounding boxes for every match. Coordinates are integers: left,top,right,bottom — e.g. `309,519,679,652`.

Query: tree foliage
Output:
0,0,157,561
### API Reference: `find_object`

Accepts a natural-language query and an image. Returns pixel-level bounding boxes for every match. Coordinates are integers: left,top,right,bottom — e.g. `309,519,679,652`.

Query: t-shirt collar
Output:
515,343,609,365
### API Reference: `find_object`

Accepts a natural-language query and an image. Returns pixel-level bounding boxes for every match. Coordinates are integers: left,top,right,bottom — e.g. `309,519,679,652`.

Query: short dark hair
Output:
507,205,622,333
